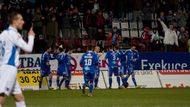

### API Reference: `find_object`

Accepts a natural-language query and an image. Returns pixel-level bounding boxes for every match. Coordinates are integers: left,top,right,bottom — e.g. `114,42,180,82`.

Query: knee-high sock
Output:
89,83,93,94
117,76,120,87
122,77,126,86
109,77,112,88
95,78,99,87
132,78,137,86
59,78,65,88
49,78,52,87
16,101,26,107
39,77,43,88
56,78,60,87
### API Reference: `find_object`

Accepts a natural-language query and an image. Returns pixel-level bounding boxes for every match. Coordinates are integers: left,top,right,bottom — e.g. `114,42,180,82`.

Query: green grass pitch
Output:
5,88,190,107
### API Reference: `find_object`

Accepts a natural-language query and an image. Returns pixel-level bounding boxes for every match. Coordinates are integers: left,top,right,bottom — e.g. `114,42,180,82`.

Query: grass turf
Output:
5,88,190,107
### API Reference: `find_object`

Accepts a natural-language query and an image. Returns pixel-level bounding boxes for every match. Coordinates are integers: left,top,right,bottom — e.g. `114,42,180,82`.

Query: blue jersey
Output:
126,49,139,67
80,52,99,73
94,52,100,71
117,50,127,66
65,54,72,72
41,52,52,71
55,52,65,72
105,50,118,67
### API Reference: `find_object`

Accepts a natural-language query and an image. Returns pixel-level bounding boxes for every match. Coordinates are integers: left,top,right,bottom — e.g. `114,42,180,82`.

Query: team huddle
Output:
38,44,139,97
0,11,139,107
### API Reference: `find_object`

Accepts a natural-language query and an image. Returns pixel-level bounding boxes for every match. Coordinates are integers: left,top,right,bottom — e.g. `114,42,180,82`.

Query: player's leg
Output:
56,75,60,88
39,70,45,89
65,71,71,89
88,72,95,97
12,81,26,107
48,73,53,89
114,67,121,88
94,70,100,88
82,73,89,94
108,67,113,89
120,66,127,87
131,72,137,87
59,75,67,89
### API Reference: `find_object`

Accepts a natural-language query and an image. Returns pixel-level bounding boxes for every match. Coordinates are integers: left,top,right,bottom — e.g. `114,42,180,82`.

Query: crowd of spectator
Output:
0,0,190,53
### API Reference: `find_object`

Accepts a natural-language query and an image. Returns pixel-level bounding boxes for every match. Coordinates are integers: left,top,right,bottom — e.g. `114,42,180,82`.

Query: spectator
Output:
177,27,188,51
96,28,105,49
141,27,152,51
176,9,187,28
107,27,120,48
69,5,80,38
83,9,93,38
158,18,178,52
33,7,43,39
62,10,71,39
151,31,164,51
96,10,105,29
46,15,58,44
142,2,152,28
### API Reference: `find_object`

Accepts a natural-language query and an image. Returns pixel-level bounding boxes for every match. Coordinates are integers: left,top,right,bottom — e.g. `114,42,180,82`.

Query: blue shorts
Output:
40,68,51,77
108,67,119,77
120,65,127,75
95,69,100,77
127,67,134,75
83,72,95,82
57,70,68,77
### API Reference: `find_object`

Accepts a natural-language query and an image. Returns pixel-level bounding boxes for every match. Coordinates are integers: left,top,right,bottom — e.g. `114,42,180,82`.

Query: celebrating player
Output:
125,45,139,87
104,46,121,89
94,46,101,89
0,11,35,107
80,46,99,97
54,45,66,90
39,45,55,90
115,46,128,88
64,48,73,89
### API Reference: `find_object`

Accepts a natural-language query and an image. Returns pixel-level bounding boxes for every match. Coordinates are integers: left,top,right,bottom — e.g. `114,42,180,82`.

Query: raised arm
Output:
158,18,168,32
11,27,35,52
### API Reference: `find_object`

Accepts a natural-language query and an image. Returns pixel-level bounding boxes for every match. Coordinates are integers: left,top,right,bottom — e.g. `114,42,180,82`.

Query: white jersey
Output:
0,26,34,67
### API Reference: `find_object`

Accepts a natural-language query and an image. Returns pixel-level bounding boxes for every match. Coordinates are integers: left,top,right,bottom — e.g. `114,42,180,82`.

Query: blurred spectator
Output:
83,9,93,38
96,10,105,29
151,31,164,51
142,2,152,28
158,18,178,52
46,15,58,44
33,7,43,39
177,27,188,51
0,5,8,30
62,10,71,39
176,9,187,28
141,27,152,51
107,27,120,48
69,5,80,38
96,28,106,49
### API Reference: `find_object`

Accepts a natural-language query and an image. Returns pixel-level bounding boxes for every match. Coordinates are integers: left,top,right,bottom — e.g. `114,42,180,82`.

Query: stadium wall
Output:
17,53,190,90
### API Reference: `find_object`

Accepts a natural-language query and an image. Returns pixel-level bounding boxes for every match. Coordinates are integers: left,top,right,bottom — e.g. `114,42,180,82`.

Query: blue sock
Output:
39,77,43,88
125,77,129,83
65,80,69,87
49,79,52,87
122,77,126,86
132,78,137,86
56,78,60,87
117,77,120,87
109,78,112,88
89,83,93,94
95,78,99,87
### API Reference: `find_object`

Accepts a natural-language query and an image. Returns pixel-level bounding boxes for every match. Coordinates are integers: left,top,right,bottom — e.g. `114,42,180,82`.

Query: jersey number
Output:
85,59,92,66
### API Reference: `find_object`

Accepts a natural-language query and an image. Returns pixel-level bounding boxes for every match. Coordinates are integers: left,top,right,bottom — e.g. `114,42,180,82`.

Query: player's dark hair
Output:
87,45,93,51
8,11,21,24
59,48,63,52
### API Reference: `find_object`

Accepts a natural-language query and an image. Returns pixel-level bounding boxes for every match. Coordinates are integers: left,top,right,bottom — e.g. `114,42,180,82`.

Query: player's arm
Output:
11,27,35,53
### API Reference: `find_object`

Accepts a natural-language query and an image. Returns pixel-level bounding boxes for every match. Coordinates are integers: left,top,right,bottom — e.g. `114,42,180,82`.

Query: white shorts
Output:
0,65,22,96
